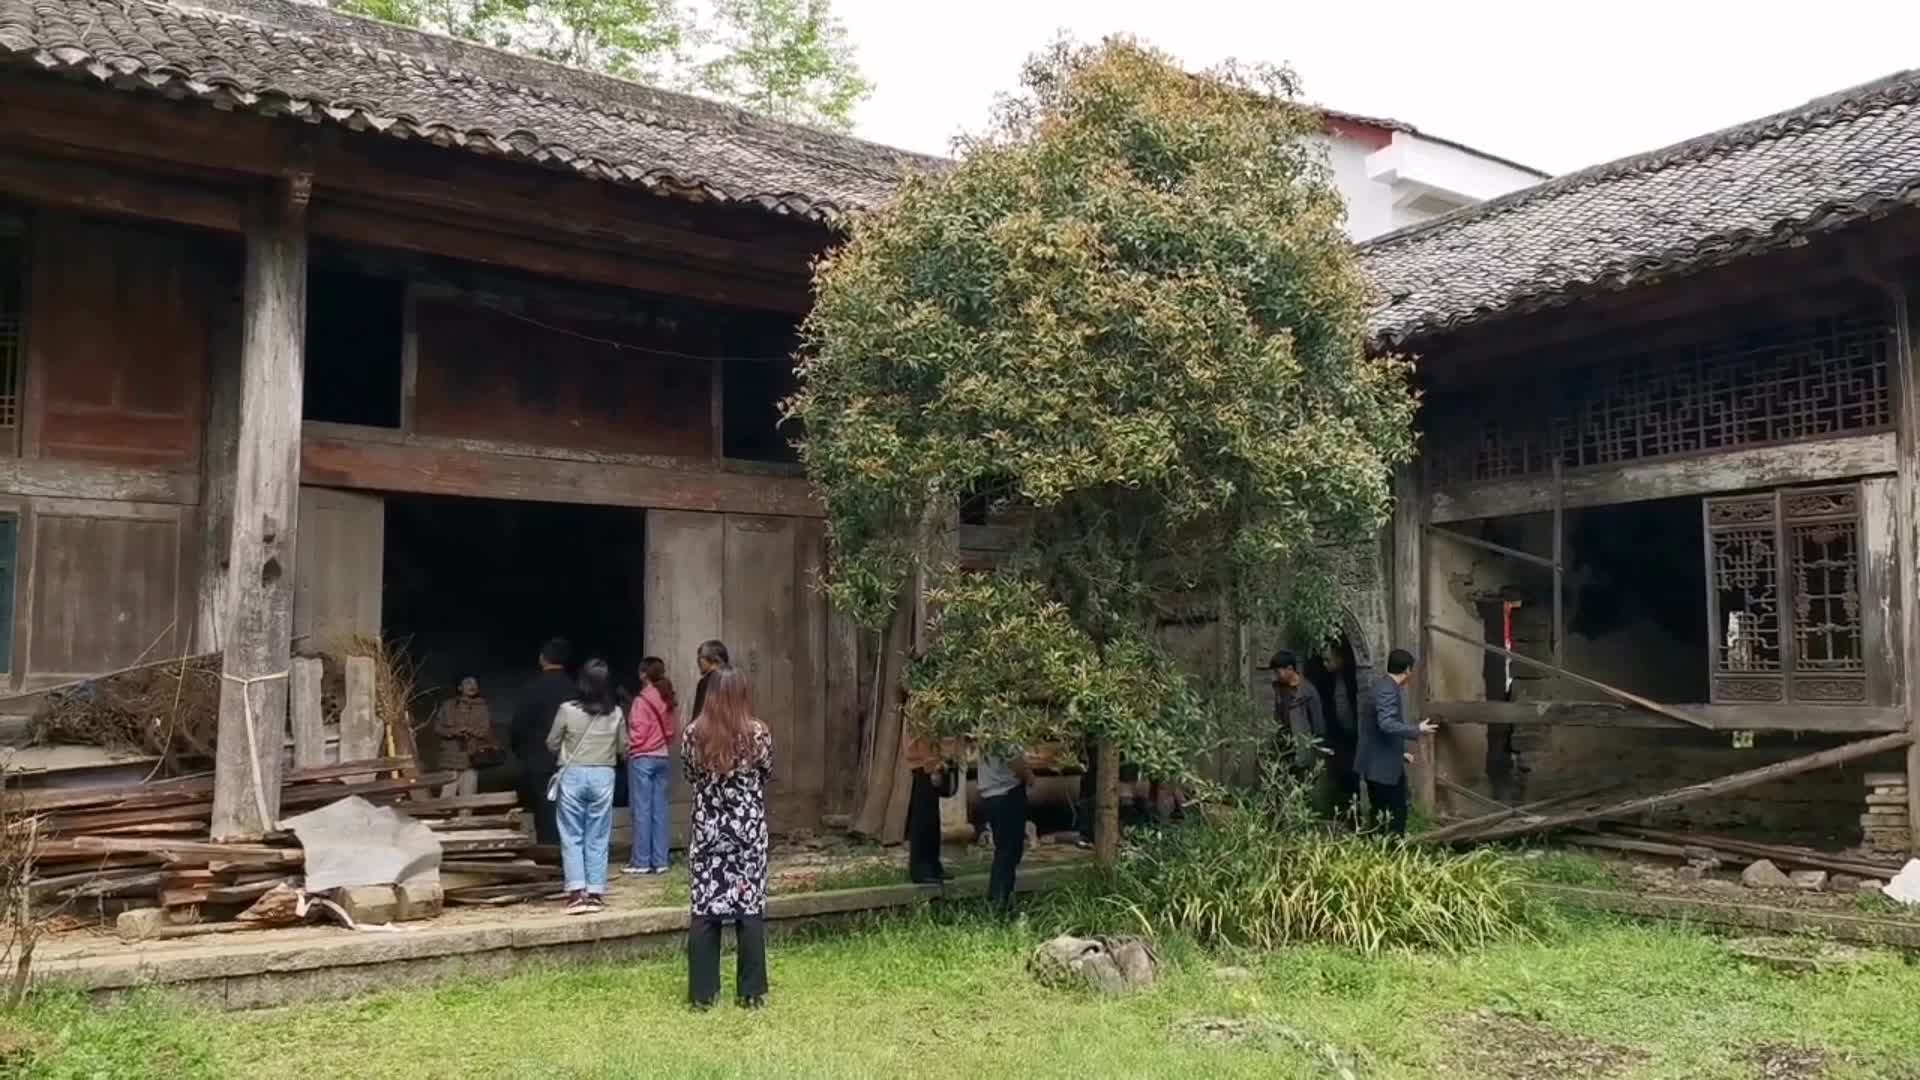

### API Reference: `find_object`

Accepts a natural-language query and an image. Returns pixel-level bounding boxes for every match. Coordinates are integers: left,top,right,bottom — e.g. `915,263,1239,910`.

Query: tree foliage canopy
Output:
329,0,869,130
793,39,1416,768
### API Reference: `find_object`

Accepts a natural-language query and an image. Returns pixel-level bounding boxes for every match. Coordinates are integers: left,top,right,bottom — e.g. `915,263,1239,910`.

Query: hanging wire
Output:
472,297,799,366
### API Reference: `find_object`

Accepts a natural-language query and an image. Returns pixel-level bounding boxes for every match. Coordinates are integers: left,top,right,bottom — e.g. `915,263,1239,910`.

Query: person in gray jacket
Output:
1353,648,1436,836
546,658,626,913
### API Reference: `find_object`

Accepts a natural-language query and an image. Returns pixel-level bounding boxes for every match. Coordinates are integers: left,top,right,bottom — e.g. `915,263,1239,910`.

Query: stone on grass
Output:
1831,873,1862,893
1029,935,1159,994
1859,879,1886,893
1675,865,1705,884
330,884,399,926
1788,870,1828,891
115,908,167,942
1741,859,1793,889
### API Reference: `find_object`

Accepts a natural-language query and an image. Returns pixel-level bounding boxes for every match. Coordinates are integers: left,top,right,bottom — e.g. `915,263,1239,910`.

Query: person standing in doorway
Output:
683,668,774,1009
689,639,730,721
624,656,679,876
1267,650,1326,780
903,733,955,884
977,742,1034,918
432,675,497,801
1354,648,1436,837
1308,638,1362,820
546,658,625,913
512,638,575,844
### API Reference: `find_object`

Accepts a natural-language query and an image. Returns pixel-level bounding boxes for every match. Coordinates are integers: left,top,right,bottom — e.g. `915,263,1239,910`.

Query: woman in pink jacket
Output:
624,656,680,875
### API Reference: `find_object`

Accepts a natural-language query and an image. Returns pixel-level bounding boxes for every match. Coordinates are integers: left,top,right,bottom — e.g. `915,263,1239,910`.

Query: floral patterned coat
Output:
682,720,772,918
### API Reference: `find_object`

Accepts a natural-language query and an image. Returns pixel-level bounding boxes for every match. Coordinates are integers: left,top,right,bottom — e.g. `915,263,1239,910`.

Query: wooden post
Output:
289,656,325,769
340,655,380,779
1889,279,1920,858
1391,463,1434,813
1551,457,1565,669
210,180,309,841
192,276,243,654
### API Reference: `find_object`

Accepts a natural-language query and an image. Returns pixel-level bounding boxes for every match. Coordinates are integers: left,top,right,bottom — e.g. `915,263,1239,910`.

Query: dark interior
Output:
303,265,405,428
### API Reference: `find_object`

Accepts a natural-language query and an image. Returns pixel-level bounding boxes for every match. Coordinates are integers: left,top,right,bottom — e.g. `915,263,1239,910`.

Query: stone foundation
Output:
1862,771,1911,856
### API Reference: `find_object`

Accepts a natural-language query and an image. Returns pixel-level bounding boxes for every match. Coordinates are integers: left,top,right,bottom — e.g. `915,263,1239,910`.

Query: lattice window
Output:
1429,308,1892,487
0,226,21,446
1706,485,1865,705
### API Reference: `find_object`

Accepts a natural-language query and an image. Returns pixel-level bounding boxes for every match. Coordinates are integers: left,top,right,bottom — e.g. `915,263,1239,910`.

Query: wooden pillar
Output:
192,276,243,655
210,180,309,841
1890,279,1920,858
1391,462,1435,813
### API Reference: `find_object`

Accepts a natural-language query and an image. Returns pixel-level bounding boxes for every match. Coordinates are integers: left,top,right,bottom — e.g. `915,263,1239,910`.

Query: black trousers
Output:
519,774,561,845
1365,779,1410,837
688,914,768,1006
906,769,946,882
983,786,1028,914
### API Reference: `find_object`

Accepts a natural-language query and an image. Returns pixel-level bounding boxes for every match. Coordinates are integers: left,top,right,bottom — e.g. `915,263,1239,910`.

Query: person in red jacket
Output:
623,655,681,875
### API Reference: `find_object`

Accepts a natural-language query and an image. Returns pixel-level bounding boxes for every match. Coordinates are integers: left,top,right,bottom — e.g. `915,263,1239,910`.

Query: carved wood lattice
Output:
1705,485,1865,704
1430,309,1892,487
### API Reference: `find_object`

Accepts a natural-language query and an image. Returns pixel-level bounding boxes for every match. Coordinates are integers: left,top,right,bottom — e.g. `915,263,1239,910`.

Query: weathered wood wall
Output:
23,498,185,680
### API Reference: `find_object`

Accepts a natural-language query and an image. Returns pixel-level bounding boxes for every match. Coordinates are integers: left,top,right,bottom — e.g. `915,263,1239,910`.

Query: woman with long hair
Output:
545,657,625,913
682,667,773,1008
624,656,680,876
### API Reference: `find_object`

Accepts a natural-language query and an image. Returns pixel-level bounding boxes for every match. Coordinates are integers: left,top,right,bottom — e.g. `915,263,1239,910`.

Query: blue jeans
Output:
558,765,616,894
627,755,672,870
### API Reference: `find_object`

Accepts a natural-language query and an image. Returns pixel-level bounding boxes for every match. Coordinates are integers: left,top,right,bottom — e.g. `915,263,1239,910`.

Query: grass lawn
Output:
4,894,1919,1080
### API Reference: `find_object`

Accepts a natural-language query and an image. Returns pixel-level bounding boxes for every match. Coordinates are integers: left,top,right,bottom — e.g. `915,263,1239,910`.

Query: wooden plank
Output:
1424,699,1908,733
645,509,726,812
210,187,306,841
724,515,802,802
386,792,520,815
41,836,298,865
1431,433,1897,523
1551,458,1564,668
1459,730,1916,843
1425,623,1713,729
292,488,385,654
1606,825,1901,878
25,504,185,678
193,281,243,654
1894,281,1920,859
0,460,196,504
823,594,861,815
0,151,242,234
289,656,325,769
1423,524,1557,571
287,757,417,783
437,829,533,855
1531,884,1920,951
1861,477,1902,708
301,433,822,518
1418,785,1613,844
438,860,558,880
339,656,381,780
278,773,457,810
792,517,829,804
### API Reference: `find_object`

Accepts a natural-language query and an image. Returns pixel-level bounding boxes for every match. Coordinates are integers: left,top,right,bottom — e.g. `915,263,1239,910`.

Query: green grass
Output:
5,905,1920,1079
1514,849,1627,889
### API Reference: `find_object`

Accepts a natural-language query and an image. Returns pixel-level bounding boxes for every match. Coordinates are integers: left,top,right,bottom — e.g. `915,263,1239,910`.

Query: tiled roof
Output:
0,0,942,222
1360,70,1920,346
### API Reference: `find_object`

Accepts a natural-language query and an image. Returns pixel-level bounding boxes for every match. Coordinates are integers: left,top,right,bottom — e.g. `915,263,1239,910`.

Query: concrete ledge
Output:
32,865,1085,1009
1531,883,1920,949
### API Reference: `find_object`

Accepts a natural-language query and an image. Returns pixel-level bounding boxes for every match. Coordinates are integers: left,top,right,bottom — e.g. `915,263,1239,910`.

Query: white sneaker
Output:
564,894,592,915
623,866,649,877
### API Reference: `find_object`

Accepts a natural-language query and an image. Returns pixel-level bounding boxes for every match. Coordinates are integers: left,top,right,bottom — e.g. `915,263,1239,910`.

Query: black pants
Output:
1365,779,1410,837
906,769,946,883
688,914,768,1006
984,786,1028,914
519,775,561,845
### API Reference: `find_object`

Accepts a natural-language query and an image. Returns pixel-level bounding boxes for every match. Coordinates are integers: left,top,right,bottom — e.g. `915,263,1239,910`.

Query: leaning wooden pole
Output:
210,180,309,841
1459,730,1915,844
1890,278,1920,859
850,591,913,840
1425,622,1713,730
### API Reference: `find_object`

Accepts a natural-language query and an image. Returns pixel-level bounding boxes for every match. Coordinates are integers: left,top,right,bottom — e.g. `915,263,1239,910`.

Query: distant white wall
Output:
1323,129,1543,242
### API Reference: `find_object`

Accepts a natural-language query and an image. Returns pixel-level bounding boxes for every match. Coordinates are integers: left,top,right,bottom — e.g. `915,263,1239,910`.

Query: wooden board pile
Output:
20,756,560,928
1862,771,1911,857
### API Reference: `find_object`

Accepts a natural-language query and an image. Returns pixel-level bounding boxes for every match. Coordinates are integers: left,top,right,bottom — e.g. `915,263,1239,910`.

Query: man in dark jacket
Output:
511,637,575,844
689,639,729,721
1353,648,1436,836
1266,650,1325,779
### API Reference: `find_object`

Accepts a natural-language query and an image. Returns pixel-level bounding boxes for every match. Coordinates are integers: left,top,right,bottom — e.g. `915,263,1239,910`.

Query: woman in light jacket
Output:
624,656,680,876
546,657,625,914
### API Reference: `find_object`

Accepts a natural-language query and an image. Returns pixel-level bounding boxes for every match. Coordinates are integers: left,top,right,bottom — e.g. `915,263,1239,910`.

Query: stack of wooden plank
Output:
19,756,558,922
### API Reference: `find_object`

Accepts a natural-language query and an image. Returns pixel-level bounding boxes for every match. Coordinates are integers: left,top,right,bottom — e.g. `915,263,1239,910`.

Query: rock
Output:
1025,822,1040,848
1029,935,1160,994
395,880,444,921
1211,965,1254,982
115,908,167,942
1682,846,1723,871
1675,865,1706,883
1831,873,1862,893
1741,859,1793,889
1859,879,1886,893
330,884,400,926
1788,870,1829,891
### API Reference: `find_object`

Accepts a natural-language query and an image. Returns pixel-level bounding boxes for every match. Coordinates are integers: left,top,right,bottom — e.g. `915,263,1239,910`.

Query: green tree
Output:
790,39,1417,860
697,0,871,132
332,0,683,80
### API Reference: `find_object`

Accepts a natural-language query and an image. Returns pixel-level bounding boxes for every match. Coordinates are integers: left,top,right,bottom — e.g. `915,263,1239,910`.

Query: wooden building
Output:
1354,71,1920,852
0,0,935,835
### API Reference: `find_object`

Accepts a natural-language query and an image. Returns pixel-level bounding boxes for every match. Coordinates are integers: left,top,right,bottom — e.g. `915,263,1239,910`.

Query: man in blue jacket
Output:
1353,648,1436,836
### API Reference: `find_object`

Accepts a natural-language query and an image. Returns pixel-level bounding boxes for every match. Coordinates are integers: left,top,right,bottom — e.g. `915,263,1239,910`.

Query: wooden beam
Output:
193,281,243,654
1419,784,1613,844
1392,463,1433,812
289,656,325,770
1891,278,1920,859
1425,622,1714,729
210,185,307,841
0,460,196,504
1530,882,1920,951
1430,433,1896,522
1551,457,1564,667
1606,824,1902,879
1422,524,1557,571
308,200,810,315
299,429,822,518
1425,698,1909,733
0,151,244,234
1458,729,1915,843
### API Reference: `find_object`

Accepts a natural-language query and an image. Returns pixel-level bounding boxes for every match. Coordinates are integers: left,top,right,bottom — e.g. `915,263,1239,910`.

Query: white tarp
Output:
282,795,442,893
1879,858,1920,906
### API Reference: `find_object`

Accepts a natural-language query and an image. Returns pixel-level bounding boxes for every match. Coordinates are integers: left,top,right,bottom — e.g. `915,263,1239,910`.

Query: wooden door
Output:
293,486,384,653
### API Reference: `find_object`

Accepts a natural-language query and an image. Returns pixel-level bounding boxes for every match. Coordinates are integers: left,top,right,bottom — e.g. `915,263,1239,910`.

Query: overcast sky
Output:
835,0,1920,176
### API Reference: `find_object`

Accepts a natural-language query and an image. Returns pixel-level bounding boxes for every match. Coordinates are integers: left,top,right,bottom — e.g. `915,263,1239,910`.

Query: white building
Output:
1320,109,1547,241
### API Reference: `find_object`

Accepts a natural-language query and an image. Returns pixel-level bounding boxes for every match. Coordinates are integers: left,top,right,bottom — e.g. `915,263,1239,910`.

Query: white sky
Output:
836,0,1920,175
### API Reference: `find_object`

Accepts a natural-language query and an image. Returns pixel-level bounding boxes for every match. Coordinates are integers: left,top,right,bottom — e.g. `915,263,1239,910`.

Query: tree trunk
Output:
1094,736,1119,867
851,597,912,840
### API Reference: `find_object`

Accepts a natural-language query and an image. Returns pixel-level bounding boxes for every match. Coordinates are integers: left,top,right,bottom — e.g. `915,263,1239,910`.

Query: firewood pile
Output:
18,755,560,933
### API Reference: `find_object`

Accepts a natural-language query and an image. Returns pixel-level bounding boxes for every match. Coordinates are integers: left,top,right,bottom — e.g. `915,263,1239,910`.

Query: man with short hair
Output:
977,743,1035,918
511,637,575,844
1266,649,1325,778
690,639,729,721
1353,648,1436,837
